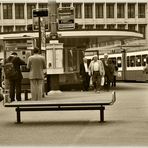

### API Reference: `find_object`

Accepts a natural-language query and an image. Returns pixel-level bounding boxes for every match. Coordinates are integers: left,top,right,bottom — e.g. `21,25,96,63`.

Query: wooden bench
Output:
4,91,116,123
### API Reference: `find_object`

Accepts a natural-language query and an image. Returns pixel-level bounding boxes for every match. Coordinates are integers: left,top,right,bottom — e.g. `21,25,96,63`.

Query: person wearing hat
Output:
89,55,105,93
5,52,26,102
80,57,90,91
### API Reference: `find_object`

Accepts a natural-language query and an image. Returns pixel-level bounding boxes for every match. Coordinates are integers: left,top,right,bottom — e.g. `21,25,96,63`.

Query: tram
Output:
85,48,148,82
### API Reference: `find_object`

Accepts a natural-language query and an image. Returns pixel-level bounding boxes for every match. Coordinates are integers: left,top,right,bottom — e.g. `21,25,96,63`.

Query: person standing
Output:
5,52,26,102
89,55,105,93
102,53,114,91
80,57,90,91
112,59,118,87
27,48,46,101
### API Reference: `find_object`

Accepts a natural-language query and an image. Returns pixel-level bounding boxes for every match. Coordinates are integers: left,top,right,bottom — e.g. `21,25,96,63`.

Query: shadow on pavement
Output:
2,119,134,127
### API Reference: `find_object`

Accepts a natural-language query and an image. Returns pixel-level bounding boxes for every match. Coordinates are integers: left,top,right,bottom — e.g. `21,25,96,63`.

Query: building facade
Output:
0,0,147,44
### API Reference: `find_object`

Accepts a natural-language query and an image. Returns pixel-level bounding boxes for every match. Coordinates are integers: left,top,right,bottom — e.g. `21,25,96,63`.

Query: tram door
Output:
2,37,34,102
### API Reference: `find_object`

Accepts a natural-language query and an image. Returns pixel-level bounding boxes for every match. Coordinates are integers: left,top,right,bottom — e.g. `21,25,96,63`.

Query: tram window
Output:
127,56,130,67
130,56,135,67
136,55,141,66
142,54,147,66
117,57,121,67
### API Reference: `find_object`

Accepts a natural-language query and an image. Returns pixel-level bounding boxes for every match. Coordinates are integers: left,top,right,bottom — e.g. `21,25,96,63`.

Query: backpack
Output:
4,61,17,79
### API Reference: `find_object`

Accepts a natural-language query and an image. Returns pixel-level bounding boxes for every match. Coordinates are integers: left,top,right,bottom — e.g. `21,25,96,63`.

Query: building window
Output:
39,3,47,9
96,24,104,30
136,55,141,67
117,24,126,30
95,3,104,18
3,26,13,32
117,3,125,18
128,3,135,18
16,26,25,31
139,24,146,38
138,3,146,18
107,24,115,29
84,3,93,18
73,3,82,18
106,3,114,18
128,24,136,31
15,4,24,19
62,3,70,7
27,4,36,19
85,25,93,30
3,4,12,19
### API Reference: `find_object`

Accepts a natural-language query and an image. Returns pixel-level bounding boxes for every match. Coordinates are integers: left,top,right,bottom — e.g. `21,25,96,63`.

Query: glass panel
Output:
117,57,121,67
138,3,146,18
3,4,12,19
142,54,147,66
15,4,24,19
73,3,82,18
127,56,130,67
130,56,135,67
84,3,93,18
95,3,104,18
117,3,125,18
139,24,146,39
136,55,141,66
27,4,36,19
39,3,47,9
3,26,13,32
66,48,79,72
106,3,114,18
128,3,135,18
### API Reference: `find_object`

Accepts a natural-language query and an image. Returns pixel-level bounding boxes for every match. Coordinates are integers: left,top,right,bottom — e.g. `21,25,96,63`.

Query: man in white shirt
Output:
80,57,90,91
89,55,105,93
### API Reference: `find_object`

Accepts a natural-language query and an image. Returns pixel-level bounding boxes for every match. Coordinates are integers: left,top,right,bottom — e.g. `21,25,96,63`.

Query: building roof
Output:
0,30,143,47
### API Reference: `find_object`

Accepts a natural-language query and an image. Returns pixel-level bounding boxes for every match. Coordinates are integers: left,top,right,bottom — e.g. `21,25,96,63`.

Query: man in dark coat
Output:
80,57,90,91
102,53,114,91
6,52,26,102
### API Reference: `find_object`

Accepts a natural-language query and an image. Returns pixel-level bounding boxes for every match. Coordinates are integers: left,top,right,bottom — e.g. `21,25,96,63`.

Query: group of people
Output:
80,53,118,93
4,47,46,102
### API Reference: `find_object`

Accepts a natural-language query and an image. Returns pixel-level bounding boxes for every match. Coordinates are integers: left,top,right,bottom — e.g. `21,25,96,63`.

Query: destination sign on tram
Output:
58,7,75,30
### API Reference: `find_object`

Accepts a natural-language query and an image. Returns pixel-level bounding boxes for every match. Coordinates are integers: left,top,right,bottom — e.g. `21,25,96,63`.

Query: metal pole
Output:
38,16,41,54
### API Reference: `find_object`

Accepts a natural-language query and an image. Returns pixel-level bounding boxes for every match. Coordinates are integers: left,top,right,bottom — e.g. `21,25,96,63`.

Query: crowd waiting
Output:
1,49,118,103
80,53,118,93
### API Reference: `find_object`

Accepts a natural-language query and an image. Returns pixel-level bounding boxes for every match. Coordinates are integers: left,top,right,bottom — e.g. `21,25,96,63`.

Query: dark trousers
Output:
104,75,111,91
9,79,22,101
82,72,90,91
112,76,116,87
92,71,101,91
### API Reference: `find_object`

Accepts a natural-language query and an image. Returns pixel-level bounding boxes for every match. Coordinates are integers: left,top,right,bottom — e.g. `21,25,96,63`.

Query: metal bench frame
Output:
4,91,116,123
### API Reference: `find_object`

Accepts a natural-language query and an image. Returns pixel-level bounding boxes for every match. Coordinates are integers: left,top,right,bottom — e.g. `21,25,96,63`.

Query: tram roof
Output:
0,30,143,45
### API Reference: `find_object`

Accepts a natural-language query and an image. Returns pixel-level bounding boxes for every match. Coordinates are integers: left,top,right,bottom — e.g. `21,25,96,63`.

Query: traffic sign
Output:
32,8,49,31
57,7,75,30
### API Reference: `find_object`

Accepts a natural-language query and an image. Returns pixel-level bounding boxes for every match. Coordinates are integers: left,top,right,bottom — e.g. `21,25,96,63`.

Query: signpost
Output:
57,7,75,30
32,8,48,52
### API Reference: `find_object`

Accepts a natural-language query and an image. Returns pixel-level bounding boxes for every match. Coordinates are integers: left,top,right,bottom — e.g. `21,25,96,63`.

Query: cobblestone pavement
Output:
0,82,148,147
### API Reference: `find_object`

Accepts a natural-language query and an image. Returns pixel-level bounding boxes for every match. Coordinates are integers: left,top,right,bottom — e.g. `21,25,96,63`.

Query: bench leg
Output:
15,107,21,123
100,107,105,122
